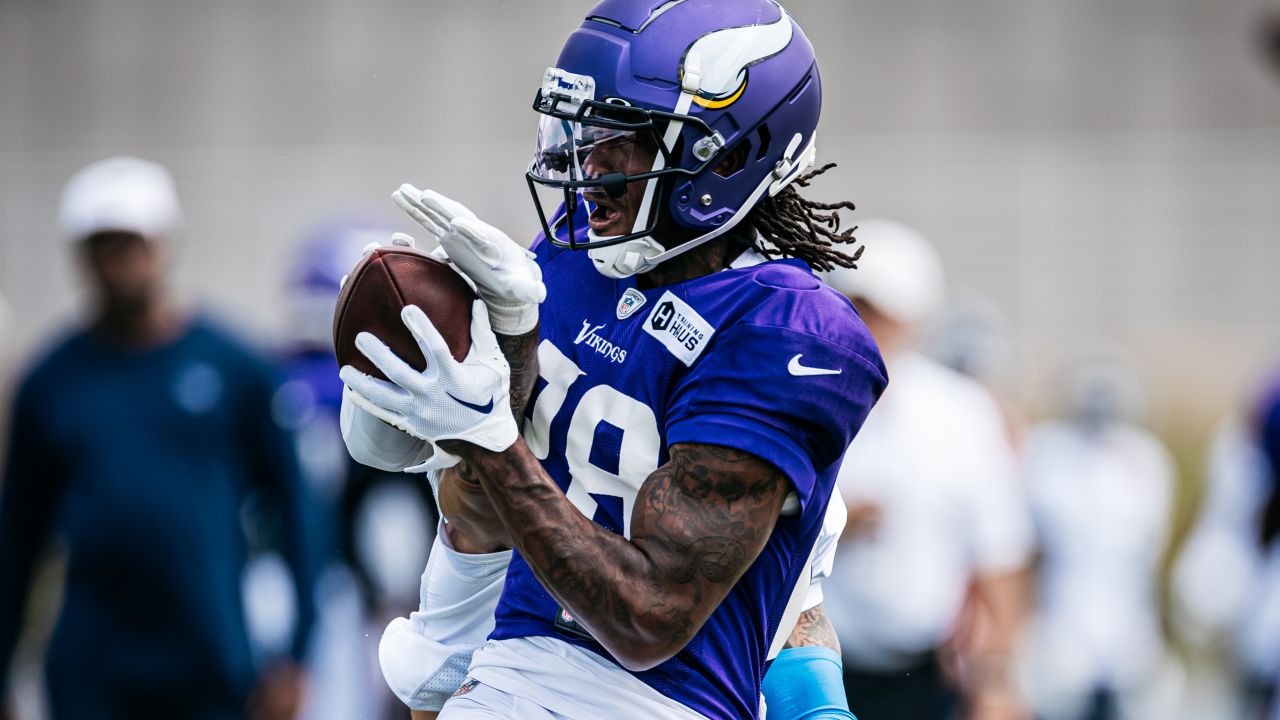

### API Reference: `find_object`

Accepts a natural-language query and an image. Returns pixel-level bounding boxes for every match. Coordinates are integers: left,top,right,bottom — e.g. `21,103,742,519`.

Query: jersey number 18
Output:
523,340,661,538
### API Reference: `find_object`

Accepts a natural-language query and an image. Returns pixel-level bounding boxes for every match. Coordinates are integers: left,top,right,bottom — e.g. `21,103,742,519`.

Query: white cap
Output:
820,219,944,326
58,156,182,243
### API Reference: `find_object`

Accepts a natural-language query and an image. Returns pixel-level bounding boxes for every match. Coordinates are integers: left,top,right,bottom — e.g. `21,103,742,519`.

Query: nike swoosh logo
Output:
788,354,841,377
446,393,495,414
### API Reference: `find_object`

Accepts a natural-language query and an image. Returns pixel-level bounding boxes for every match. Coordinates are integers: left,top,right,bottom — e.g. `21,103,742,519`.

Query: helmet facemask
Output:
525,68,723,256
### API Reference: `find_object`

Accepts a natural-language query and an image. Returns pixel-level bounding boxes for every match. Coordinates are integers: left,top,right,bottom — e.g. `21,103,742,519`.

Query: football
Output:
332,246,475,381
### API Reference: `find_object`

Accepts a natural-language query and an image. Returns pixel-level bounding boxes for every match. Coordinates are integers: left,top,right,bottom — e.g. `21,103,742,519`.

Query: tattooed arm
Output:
440,438,789,671
496,327,540,430
435,326,539,554
783,604,841,654
762,602,856,720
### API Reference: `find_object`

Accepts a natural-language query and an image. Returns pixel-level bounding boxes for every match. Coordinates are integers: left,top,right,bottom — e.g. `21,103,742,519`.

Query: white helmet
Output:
820,219,944,327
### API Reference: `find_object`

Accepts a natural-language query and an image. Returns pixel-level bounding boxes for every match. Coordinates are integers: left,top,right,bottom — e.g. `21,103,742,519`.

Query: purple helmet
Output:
526,0,822,278
287,216,390,350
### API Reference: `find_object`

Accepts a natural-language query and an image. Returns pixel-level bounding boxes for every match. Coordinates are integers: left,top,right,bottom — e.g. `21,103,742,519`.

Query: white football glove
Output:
339,385,460,475
339,233,462,475
339,300,518,453
340,231,424,292
392,184,545,336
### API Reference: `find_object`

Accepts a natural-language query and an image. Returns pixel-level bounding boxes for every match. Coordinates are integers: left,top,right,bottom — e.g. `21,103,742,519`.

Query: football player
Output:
339,2,886,718
371,467,850,720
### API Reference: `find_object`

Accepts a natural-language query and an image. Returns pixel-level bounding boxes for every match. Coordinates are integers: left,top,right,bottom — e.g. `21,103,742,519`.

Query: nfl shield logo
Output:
554,605,593,639
616,288,647,320
452,679,479,697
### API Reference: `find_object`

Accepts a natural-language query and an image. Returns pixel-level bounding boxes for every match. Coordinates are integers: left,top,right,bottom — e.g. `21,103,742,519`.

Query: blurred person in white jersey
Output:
821,220,1034,720
1021,362,1177,720
1174,380,1280,719
927,293,1025,447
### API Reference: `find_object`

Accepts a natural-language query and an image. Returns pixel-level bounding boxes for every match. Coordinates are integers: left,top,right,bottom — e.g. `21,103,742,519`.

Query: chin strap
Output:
587,236,665,279
588,131,817,279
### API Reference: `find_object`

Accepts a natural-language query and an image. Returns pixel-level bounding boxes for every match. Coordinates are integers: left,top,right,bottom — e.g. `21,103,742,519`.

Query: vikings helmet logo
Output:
685,2,795,109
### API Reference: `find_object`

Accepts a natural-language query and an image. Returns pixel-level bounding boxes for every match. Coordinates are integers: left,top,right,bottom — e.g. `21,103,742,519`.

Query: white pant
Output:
440,681,574,720
462,637,708,720
379,523,511,711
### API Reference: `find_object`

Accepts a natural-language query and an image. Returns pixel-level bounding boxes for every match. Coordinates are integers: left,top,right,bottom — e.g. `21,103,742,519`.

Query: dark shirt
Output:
0,317,315,707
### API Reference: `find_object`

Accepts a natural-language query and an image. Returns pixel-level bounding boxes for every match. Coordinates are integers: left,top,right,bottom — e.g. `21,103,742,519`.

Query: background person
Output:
1243,379,1280,720
276,217,436,720
0,157,315,720
926,293,1025,447
1021,361,1178,720
821,220,1034,720
1175,378,1280,720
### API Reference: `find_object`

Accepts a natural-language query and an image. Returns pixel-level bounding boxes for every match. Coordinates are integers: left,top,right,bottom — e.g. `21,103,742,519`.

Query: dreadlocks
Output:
745,163,863,273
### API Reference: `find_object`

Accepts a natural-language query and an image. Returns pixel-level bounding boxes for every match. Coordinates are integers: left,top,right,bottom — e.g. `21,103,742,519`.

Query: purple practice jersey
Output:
489,214,887,720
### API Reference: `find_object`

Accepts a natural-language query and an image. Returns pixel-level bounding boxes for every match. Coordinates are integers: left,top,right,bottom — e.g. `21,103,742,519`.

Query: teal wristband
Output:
760,647,857,720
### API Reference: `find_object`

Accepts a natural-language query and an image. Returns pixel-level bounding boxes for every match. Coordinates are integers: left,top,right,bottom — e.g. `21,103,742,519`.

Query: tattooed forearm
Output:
445,439,789,671
495,327,539,426
783,604,841,654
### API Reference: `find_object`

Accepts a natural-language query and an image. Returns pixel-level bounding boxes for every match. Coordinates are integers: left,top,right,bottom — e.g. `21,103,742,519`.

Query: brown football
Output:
332,246,475,381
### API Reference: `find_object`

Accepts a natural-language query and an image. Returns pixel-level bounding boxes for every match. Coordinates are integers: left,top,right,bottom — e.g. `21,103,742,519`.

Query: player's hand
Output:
392,184,545,335
247,662,307,720
340,300,517,453
340,385,460,474
339,231,430,291
339,234,462,476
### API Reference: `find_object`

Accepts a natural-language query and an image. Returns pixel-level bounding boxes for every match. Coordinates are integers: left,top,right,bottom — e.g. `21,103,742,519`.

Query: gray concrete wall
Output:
2,0,1278,431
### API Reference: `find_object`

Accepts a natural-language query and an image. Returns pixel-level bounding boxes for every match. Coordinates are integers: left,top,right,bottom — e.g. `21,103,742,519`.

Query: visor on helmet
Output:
531,118,646,193
525,68,721,251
